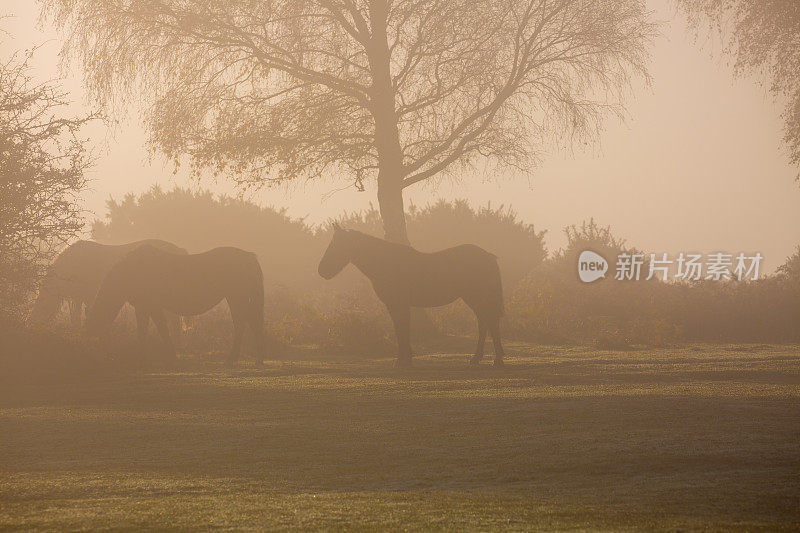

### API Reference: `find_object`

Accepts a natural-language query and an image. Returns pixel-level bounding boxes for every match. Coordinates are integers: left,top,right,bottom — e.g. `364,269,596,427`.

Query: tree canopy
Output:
45,0,655,240
678,0,800,174
0,44,96,314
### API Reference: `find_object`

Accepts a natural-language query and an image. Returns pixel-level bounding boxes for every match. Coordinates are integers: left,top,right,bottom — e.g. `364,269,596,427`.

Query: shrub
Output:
321,301,394,356
506,220,800,346
0,315,118,385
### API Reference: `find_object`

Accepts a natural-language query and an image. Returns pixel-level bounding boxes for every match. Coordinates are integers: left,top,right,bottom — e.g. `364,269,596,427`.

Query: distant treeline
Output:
81,187,798,348
507,221,800,346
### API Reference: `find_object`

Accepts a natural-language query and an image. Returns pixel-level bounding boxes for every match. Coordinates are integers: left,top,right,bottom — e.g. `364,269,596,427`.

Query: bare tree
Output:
44,0,654,242
0,45,95,315
677,0,800,175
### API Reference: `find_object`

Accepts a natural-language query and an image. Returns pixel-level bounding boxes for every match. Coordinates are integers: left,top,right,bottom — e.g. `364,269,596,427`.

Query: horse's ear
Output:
332,222,341,232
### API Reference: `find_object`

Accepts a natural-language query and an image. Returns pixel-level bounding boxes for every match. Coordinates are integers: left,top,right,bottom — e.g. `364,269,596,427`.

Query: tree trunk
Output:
377,168,408,243
367,0,408,244
367,1,438,338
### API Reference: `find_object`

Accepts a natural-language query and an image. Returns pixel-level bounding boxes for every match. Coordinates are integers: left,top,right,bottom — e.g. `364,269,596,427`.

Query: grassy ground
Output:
1,342,799,530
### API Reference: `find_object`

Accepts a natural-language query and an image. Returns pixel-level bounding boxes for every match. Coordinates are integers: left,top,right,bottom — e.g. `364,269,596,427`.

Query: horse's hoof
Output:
469,355,482,366
493,359,505,368
254,359,263,367
394,358,412,368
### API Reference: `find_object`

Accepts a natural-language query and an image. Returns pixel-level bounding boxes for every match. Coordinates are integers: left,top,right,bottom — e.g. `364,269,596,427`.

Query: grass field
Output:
1,342,799,530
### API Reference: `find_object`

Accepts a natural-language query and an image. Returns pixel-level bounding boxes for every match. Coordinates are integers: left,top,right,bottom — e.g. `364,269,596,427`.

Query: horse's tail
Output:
248,253,265,325
489,255,505,317
246,253,266,361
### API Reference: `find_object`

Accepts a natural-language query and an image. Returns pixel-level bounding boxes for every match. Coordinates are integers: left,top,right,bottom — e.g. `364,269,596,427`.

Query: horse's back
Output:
128,239,187,256
389,243,502,311
200,246,258,261
54,239,184,274
431,244,503,314
430,243,495,261
49,241,114,293
115,245,262,314
183,246,260,276
125,245,255,267
420,243,498,276
54,240,102,265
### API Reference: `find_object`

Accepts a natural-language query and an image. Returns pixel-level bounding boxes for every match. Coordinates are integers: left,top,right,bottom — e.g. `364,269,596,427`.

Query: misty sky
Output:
4,1,800,271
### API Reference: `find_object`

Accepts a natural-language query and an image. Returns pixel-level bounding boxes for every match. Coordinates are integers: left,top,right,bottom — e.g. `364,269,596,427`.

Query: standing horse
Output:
318,225,505,367
29,239,187,326
86,245,265,364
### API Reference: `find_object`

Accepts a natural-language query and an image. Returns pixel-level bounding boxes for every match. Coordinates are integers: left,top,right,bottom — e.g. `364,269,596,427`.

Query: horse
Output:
318,225,505,367
86,245,265,365
28,239,187,327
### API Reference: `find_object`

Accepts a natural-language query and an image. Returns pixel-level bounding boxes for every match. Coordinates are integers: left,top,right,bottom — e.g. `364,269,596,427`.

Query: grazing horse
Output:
318,225,505,367
86,245,265,364
28,239,187,326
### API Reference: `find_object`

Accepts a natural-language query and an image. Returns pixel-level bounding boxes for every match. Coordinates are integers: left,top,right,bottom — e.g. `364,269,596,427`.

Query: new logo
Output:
578,250,608,283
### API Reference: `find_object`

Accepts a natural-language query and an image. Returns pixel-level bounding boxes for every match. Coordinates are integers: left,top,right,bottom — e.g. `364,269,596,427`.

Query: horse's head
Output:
318,223,353,280
27,276,63,325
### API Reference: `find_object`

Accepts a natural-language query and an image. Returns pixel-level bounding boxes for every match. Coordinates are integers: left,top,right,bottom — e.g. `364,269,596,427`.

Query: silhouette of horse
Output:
29,239,187,326
86,245,265,364
318,225,505,367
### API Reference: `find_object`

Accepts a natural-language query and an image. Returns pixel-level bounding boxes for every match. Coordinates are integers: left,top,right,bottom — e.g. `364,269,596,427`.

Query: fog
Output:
3,1,800,530
4,0,799,271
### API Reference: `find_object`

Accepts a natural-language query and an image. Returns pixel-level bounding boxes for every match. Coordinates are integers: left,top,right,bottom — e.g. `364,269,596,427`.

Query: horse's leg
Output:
245,292,265,365
227,298,246,367
489,315,505,367
69,299,83,328
463,299,487,366
471,317,488,366
250,317,265,366
388,305,412,367
78,299,85,326
227,322,244,367
167,313,184,352
150,309,176,360
134,306,150,354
